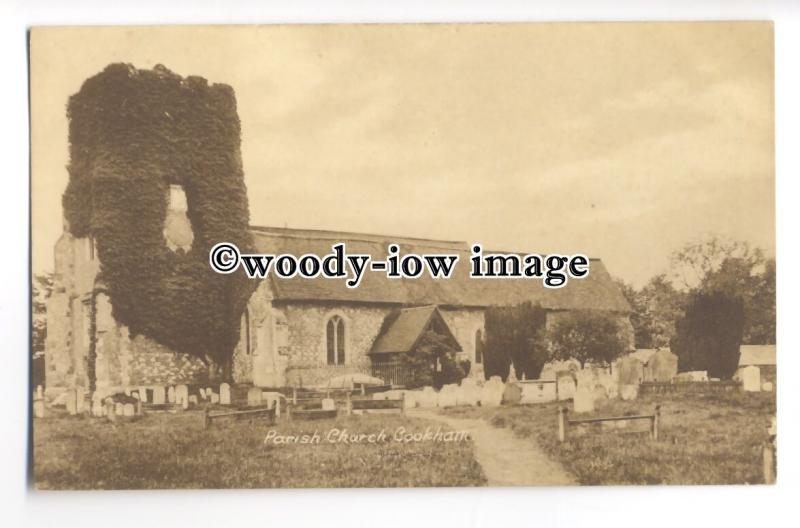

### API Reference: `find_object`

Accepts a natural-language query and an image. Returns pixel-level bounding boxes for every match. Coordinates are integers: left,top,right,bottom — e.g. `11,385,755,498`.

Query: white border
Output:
3,2,798,528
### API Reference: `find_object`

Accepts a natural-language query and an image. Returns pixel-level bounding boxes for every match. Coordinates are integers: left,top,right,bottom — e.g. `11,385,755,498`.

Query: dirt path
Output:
413,410,576,486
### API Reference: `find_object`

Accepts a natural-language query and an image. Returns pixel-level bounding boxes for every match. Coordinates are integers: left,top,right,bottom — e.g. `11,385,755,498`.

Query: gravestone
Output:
152,386,166,405
539,367,557,380
188,395,199,406
65,388,78,415
646,349,679,382
617,356,644,386
198,388,207,400
592,385,609,407
457,379,481,406
138,387,148,403
519,382,557,404
573,385,595,413
417,386,438,408
175,385,189,409
123,403,135,417
762,381,774,392
167,386,176,403
262,392,283,413
480,377,505,407
557,376,576,400
321,398,336,411
247,387,263,406
105,400,116,421
210,392,220,404
219,383,231,405
36,385,44,399
502,383,522,405
596,372,618,399
91,400,104,417
115,402,124,416
740,365,761,392
619,384,639,401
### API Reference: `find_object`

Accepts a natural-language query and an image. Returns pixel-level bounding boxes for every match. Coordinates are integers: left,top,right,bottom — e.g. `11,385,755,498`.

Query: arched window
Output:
475,329,483,364
326,315,345,365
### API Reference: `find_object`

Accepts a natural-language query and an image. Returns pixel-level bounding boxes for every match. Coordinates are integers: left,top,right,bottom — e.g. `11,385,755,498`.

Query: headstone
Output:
36,385,44,399
33,399,45,418
262,392,283,412
115,402,124,416
220,383,231,405
596,372,618,399
646,349,679,382
198,388,207,400
76,387,86,413
620,384,639,401
592,385,609,407
167,386,176,403
480,377,505,407
617,356,644,386
321,398,335,411
573,385,595,413
152,386,166,405
539,367,557,380
175,385,189,409
210,392,220,404
247,387,263,406
519,382,557,404
417,386,438,408
502,383,522,405
507,364,518,383
740,365,761,392
557,376,576,400
762,381,774,392
457,379,481,406
188,395,199,406
575,368,598,390
138,387,148,403
105,400,116,421
65,388,78,415
123,403,135,417
91,400,104,417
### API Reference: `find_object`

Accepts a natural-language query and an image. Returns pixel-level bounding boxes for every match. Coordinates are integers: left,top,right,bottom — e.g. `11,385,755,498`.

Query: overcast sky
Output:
30,22,774,287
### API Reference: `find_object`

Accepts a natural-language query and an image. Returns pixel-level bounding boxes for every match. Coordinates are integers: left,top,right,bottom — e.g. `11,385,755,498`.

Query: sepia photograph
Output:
29,22,775,490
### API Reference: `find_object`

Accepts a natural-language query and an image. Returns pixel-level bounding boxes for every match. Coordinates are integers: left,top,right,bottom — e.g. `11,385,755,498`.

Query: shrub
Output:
547,310,628,368
483,302,548,381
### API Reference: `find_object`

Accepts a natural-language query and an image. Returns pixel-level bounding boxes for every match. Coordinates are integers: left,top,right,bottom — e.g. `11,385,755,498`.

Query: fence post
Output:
558,406,567,443
287,403,292,422
400,392,406,415
203,406,211,430
361,383,366,396
763,441,776,484
651,405,661,441
345,391,352,416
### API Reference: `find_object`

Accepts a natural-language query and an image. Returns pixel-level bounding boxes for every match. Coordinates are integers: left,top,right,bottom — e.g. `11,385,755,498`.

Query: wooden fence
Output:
639,381,741,395
371,361,414,387
203,405,276,429
557,405,661,443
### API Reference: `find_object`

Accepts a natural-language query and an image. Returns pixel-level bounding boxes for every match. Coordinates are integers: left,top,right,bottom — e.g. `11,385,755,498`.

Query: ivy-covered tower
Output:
45,64,257,399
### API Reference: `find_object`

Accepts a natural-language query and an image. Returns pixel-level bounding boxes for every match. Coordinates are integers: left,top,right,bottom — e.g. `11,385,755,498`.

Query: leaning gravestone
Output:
502,383,522,405
219,383,231,405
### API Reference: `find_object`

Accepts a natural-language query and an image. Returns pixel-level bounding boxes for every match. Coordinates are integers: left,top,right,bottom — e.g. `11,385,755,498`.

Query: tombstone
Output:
575,368,598,390
507,364,518,383
676,370,707,382
91,400,104,417
262,392,283,412
152,386,166,405
105,400,116,421
167,386,176,404
33,399,45,419
479,377,505,407
457,378,481,406
36,385,44,399
573,385,595,413
115,402,124,416
740,365,761,392
417,386,438,409
219,383,231,405
592,385,610,407
198,388,207,400
519,382,557,404
65,388,78,415
175,385,189,408
646,349,679,382
502,383,522,405
596,372,618,399
123,403,135,417
619,384,639,401
762,381,774,392
188,395,199,406
210,392,220,404
557,376,576,400
75,387,87,413
247,387,263,406
137,387,148,403
437,384,459,408
617,356,644,386
539,367,557,380
321,398,336,411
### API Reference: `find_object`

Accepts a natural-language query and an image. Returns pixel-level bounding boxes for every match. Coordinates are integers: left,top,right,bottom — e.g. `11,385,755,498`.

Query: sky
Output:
30,22,774,287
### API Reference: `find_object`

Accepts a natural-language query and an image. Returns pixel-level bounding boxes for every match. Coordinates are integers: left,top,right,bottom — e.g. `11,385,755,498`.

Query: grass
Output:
443,391,776,485
33,411,486,489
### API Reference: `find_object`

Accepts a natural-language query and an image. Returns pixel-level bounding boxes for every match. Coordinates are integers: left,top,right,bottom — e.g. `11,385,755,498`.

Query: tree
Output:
671,290,745,379
483,302,548,381
547,310,628,368
32,273,53,357
616,275,686,349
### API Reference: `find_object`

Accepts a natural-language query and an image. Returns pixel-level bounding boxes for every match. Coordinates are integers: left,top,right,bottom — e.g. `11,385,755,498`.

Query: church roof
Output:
370,306,461,355
249,226,631,312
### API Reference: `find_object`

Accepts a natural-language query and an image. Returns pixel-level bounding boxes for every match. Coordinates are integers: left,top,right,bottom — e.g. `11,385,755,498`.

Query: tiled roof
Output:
370,306,447,355
249,226,631,312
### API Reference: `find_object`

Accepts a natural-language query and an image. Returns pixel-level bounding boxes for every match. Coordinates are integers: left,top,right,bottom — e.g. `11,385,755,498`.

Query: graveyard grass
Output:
443,391,776,485
33,412,486,489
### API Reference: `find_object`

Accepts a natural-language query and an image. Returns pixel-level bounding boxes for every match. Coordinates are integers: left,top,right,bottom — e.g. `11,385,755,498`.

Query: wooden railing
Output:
639,381,741,395
557,405,661,443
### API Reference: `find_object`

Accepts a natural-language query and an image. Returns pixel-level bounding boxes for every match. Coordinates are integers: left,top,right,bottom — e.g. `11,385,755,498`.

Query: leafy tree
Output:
32,273,53,357
483,302,548,381
616,275,685,348
547,310,628,368
671,290,745,379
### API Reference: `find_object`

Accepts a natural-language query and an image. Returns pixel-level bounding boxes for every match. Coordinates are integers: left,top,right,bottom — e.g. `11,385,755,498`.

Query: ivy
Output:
63,64,258,374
